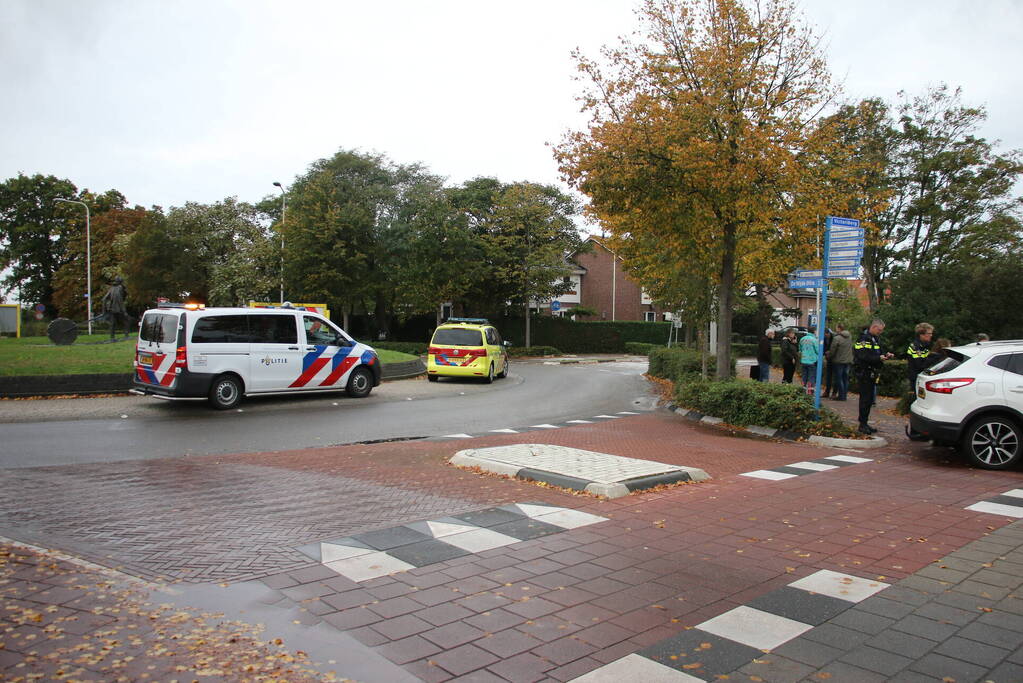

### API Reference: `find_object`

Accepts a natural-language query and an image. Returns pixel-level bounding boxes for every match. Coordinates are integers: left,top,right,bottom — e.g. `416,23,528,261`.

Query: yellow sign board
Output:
247,301,331,319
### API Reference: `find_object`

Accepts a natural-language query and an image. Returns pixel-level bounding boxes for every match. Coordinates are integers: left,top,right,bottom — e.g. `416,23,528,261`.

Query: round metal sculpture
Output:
47,318,79,346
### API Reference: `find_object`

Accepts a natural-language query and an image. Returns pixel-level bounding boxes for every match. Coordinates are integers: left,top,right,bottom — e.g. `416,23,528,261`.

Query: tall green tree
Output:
284,150,430,335
557,0,838,379
52,206,150,318
447,178,582,318
839,87,1023,309
0,173,127,316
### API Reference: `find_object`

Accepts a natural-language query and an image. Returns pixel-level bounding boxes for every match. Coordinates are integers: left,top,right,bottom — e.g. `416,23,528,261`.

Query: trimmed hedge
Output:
488,317,672,353
648,347,737,381
508,346,561,357
675,379,856,437
731,343,757,358
368,340,429,355
625,342,657,355
849,359,908,398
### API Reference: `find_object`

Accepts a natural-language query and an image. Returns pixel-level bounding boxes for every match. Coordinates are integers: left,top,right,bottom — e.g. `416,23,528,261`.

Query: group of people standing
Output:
757,320,970,436
758,324,855,400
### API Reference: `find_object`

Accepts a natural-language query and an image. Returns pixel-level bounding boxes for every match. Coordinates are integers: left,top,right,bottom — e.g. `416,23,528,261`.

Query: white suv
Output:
910,340,1023,469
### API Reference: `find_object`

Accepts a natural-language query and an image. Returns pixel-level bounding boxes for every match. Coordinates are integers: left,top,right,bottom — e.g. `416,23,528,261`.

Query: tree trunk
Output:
715,224,737,381
374,294,389,340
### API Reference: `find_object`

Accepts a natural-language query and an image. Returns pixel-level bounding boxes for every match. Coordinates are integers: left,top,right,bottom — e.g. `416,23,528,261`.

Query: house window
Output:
644,311,657,322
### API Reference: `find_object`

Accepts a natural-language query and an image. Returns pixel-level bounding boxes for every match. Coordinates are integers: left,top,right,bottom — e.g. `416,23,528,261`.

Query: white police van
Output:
131,303,381,409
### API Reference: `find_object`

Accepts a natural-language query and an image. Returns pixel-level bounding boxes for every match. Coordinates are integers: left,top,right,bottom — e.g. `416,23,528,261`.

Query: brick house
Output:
539,236,668,322
765,280,871,330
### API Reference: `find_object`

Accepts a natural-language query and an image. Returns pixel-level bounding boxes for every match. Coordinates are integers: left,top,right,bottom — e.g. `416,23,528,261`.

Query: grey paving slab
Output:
908,652,989,682
386,539,472,568
745,586,853,626
451,507,526,528
839,644,914,677
353,526,433,551
638,629,760,679
488,517,565,541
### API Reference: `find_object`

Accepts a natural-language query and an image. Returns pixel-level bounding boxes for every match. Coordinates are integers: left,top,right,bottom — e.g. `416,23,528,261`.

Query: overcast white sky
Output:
2,0,1021,211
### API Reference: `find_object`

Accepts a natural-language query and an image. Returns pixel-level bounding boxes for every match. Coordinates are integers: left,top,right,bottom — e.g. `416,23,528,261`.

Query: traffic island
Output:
450,443,710,498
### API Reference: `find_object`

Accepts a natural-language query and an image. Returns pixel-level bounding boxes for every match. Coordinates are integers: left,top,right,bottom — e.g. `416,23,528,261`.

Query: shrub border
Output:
664,402,888,449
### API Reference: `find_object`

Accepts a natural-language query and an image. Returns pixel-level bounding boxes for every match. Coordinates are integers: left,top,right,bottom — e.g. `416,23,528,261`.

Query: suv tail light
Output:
925,377,975,394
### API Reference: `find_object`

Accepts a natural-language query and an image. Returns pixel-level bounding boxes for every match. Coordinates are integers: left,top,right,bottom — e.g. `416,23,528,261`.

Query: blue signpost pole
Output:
814,218,832,415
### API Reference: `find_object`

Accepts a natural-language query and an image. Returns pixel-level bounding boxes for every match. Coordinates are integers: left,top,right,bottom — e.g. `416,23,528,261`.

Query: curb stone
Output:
665,403,888,449
0,359,426,398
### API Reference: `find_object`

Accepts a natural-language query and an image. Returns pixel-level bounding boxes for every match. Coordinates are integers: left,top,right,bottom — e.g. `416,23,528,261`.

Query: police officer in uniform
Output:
853,319,894,434
906,323,934,392
905,322,934,440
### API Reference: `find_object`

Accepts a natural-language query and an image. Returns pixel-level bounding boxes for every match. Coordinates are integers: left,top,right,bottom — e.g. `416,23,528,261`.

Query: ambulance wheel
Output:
484,363,495,384
209,374,242,410
428,375,439,382
347,367,373,398
497,358,508,379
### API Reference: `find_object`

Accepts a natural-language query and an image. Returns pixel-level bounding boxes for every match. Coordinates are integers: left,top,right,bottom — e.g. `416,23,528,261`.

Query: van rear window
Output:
432,328,484,346
140,313,179,343
191,316,250,344
249,315,298,344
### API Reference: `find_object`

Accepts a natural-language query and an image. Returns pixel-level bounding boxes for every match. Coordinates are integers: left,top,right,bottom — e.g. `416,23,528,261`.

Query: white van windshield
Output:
140,313,179,343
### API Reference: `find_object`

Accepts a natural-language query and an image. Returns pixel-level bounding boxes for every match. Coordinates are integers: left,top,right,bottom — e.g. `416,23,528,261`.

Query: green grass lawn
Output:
0,335,417,376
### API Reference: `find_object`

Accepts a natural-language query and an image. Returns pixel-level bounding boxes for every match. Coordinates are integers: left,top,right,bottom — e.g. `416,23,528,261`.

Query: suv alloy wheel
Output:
963,416,1022,470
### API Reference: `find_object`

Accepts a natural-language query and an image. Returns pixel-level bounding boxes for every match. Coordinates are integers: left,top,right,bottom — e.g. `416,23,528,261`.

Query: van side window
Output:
191,316,249,344
250,315,298,344
304,315,342,345
140,313,179,343
485,328,497,345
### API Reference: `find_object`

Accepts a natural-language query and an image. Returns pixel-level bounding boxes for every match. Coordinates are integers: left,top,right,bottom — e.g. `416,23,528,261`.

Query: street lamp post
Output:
55,198,92,334
273,182,286,304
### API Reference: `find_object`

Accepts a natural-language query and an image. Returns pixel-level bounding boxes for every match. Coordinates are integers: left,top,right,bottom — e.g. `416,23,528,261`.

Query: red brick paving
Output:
3,406,1022,681
246,412,1023,681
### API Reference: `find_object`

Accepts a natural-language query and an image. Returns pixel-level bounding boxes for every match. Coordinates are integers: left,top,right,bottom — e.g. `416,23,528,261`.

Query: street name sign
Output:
788,277,825,289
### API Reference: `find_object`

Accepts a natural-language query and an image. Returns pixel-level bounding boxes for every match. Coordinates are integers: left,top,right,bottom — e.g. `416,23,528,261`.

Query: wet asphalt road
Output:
0,360,655,467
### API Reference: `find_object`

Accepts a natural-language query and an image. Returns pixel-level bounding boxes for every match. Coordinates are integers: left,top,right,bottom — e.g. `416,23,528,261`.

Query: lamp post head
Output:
273,181,282,188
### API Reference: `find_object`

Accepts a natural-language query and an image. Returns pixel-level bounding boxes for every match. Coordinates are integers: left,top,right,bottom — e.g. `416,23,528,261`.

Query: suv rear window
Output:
923,349,971,376
433,328,484,346
140,313,179,343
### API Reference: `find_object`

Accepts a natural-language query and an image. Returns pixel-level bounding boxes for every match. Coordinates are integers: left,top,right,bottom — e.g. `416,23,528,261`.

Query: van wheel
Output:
484,363,495,384
347,367,373,398
497,358,508,379
963,416,1022,470
209,375,242,410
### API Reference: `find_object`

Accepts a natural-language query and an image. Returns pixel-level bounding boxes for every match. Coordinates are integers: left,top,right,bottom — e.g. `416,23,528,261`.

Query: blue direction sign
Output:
829,217,860,228
551,300,561,312
788,277,825,289
792,268,822,277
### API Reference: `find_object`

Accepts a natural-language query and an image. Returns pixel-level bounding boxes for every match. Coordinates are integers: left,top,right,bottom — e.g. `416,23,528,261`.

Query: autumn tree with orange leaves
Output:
557,0,843,379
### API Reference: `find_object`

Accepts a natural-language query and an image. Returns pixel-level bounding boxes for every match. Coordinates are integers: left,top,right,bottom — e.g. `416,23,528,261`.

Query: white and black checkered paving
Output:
574,570,888,681
967,488,1023,518
740,454,873,481
296,503,607,582
433,411,641,440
